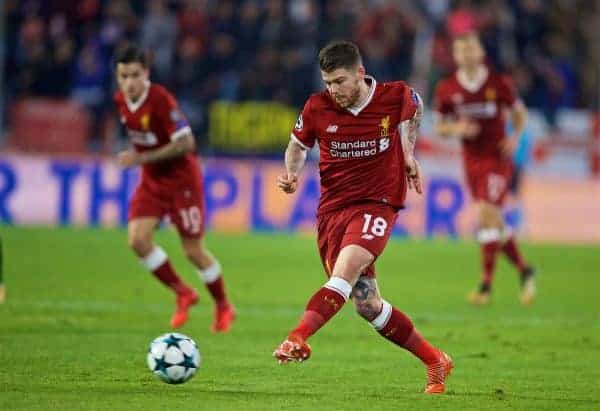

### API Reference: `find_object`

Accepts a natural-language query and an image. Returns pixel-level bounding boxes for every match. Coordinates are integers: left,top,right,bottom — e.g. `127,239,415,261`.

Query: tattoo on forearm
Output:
285,140,307,175
400,91,423,158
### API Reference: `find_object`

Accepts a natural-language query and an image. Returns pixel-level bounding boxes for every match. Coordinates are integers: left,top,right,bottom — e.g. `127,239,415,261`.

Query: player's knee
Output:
478,202,501,228
333,246,375,283
128,232,153,256
181,239,203,261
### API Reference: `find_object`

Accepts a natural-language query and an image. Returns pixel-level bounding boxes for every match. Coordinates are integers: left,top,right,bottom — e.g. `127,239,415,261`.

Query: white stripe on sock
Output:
323,277,352,301
140,246,167,271
477,228,501,244
199,261,221,283
370,300,392,330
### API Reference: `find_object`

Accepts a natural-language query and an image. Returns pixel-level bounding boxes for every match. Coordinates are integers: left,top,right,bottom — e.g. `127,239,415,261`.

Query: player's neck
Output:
352,78,372,109
459,64,485,81
457,65,488,93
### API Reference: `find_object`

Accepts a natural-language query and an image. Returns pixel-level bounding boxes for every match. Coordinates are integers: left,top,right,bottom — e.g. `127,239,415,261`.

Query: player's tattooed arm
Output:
399,90,424,194
351,277,383,321
118,133,195,167
277,139,307,194
399,90,423,161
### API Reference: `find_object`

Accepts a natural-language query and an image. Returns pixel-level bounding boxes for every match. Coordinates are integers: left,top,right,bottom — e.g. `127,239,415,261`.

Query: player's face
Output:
453,35,484,69
321,66,365,108
116,62,149,101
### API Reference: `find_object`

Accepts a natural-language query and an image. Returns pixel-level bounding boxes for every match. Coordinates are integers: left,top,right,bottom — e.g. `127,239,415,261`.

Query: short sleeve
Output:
399,86,419,121
290,98,316,149
497,75,517,107
433,82,454,115
155,89,192,140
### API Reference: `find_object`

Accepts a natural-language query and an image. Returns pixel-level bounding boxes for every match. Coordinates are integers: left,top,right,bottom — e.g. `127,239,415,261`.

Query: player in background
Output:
433,33,536,305
113,46,235,331
273,41,452,394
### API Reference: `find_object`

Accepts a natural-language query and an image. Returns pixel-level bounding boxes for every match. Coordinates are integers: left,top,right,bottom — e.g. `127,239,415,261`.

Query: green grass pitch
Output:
1,226,599,410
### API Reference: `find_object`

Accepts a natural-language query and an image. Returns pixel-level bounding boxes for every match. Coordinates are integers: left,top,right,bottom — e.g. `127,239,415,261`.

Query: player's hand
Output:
277,173,298,194
501,137,518,157
456,118,480,140
117,150,141,167
405,156,423,195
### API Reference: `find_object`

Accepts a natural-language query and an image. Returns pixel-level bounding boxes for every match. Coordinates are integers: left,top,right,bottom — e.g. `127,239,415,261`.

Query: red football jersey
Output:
114,83,200,186
434,67,517,161
291,77,418,214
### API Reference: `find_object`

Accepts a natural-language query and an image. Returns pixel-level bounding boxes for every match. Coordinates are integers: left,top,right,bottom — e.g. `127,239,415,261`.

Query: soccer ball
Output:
146,333,201,384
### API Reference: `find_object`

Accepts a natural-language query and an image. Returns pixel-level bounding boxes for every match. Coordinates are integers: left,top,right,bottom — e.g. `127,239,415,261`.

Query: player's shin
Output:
371,301,440,365
141,246,189,294
501,229,528,273
289,276,352,341
477,228,501,293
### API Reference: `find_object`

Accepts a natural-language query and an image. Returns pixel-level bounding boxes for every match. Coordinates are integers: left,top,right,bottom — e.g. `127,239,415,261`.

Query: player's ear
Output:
356,65,366,78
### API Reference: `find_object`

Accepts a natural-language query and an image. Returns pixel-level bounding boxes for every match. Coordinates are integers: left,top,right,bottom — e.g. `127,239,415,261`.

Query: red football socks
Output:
371,302,440,365
205,277,228,306
290,277,352,341
199,262,229,306
142,247,189,294
502,236,527,272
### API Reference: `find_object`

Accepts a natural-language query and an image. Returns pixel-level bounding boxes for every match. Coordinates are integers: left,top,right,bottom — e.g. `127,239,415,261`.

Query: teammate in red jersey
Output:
434,33,536,305
113,46,235,331
273,41,452,394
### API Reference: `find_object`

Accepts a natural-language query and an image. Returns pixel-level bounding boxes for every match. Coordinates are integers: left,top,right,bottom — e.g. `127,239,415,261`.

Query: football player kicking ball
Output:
273,41,452,394
434,32,536,305
113,46,235,331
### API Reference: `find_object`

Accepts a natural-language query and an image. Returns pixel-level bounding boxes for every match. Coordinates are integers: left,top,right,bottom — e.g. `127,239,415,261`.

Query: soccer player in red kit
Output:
113,46,235,331
273,41,452,394
434,33,536,305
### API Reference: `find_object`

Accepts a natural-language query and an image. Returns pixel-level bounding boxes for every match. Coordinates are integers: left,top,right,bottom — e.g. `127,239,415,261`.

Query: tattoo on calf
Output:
351,277,382,321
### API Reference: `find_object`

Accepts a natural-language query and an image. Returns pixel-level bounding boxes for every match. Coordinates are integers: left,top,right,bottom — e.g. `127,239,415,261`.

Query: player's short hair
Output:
114,45,148,67
318,41,362,72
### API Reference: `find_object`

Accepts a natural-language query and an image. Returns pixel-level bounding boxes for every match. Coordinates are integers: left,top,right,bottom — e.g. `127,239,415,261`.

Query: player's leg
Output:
128,217,189,293
274,244,373,363
180,236,235,332
496,165,536,303
351,276,452,394
470,199,503,304
274,204,396,364
128,216,197,328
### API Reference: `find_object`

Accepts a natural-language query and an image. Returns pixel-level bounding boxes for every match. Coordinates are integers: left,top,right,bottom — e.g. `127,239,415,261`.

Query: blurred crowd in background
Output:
3,0,600,148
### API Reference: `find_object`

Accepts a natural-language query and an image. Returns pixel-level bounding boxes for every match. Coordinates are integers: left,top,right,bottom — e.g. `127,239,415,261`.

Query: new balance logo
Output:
326,124,338,133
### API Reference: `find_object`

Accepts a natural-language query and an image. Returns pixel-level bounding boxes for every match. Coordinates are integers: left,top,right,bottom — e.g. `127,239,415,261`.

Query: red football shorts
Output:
128,179,205,239
317,202,398,278
465,157,513,206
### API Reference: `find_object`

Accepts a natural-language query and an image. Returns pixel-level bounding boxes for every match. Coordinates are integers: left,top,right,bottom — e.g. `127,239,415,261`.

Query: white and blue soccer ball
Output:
147,333,201,384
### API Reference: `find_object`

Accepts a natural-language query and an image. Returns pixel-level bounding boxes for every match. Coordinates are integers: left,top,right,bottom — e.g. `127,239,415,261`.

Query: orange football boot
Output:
273,335,312,364
170,289,199,328
211,303,236,333
424,352,453,394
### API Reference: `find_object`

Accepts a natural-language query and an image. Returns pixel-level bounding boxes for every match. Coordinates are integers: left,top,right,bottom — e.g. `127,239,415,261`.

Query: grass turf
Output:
0,226,599,410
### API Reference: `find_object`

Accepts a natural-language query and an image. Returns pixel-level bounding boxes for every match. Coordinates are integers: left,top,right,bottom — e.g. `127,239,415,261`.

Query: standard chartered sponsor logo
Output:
456,102,497,118
128,128,158,146
330,138,390,158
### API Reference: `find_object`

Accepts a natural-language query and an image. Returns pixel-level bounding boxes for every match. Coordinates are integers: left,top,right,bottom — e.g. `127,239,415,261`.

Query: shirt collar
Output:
346,75,377,116
125,81,151,113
